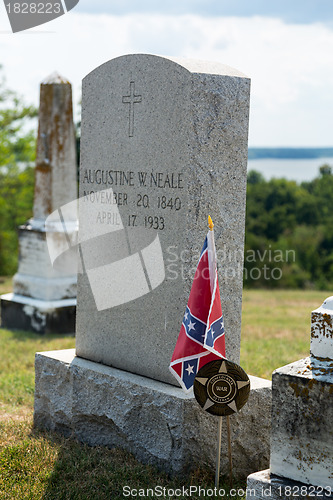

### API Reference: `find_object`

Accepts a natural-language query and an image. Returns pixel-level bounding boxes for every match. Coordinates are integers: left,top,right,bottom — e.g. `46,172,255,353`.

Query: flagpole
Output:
227,415,233,487
207,215,216,294
208,216,223,490
215,416,223,489
208,215,233,489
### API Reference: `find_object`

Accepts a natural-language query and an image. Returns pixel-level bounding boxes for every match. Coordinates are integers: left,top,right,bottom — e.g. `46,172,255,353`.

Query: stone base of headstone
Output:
246,470,333,499
0,293,76,334
34,348,271,479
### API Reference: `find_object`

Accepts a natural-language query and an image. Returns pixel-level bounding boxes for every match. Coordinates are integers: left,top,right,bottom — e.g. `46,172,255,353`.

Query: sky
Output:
1,1,333,147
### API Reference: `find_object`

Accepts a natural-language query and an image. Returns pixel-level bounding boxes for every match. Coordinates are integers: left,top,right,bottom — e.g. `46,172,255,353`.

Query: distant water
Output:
247,157,333,182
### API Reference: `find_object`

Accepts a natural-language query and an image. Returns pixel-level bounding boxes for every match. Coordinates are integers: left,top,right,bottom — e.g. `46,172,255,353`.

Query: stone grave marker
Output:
247,297,333,499
0,73,78,334
76,54,250,385
34,55,273,478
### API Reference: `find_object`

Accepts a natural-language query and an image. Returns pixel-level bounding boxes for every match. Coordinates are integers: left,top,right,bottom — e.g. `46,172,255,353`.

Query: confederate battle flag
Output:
169,218,226,392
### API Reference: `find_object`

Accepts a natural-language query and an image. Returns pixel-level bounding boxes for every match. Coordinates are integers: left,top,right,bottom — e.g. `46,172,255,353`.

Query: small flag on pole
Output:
169,216,226,392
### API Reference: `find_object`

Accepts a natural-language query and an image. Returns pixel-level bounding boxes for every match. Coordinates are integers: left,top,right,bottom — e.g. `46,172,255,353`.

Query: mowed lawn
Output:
0,276,330,499
240,288,327,378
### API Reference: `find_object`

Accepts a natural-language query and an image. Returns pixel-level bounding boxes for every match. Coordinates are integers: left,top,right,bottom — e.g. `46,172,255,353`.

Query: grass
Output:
240,289,328,378
2,416,238,499
0,276,13,295
0,328,75,411
0,416,245,499
0,278,330,499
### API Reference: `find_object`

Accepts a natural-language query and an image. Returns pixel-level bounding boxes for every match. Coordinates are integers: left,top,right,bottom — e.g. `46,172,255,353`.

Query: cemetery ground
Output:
0,277,328,499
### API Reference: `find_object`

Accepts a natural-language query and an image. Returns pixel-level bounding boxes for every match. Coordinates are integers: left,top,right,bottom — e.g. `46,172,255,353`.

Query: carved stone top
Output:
311,296,333,362
41,72,71,85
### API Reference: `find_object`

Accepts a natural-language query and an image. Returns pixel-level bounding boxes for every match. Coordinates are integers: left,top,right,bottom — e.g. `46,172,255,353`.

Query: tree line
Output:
1,67,333,289
0,66,36,276
245,168,333,289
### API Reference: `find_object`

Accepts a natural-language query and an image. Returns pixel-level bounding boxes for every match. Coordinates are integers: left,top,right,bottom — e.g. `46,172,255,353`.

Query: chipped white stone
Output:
270,358,333,489
311,296,333,361
246,299,333,499
321,296,333,310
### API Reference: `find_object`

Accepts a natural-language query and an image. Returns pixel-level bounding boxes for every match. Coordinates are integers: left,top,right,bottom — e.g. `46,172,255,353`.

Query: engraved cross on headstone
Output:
122,81,142,137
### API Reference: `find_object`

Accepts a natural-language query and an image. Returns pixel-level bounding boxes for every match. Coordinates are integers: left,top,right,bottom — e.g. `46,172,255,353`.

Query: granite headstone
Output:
34,55,273,478
76,54,250,385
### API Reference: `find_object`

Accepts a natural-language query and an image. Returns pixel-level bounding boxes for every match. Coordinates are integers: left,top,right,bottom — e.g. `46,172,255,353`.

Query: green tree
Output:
0,65,37,275
319,164,332,177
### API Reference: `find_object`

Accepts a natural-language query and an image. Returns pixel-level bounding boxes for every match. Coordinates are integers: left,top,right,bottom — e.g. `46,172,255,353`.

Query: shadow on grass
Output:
29,424,227,500
0,409,245,499
31,426,139,499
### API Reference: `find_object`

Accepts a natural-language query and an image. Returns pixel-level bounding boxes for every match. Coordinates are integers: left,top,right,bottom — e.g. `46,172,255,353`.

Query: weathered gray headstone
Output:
76,54,250,385
247,297,333,499
0,73,78,334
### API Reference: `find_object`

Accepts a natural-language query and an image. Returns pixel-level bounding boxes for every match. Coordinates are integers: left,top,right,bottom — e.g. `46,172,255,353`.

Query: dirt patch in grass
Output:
0,403,32,421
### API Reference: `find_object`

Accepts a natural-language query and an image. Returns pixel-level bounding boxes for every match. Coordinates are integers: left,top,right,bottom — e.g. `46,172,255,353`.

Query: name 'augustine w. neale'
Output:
82,169,184,189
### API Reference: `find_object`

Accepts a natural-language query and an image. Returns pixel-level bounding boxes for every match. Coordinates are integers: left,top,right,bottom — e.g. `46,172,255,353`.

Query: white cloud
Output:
0,10,333,146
